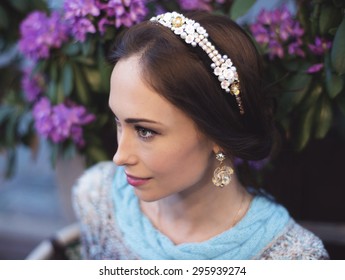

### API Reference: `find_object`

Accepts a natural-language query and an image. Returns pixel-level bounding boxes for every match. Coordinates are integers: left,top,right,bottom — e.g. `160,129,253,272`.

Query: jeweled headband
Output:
150,12,244,115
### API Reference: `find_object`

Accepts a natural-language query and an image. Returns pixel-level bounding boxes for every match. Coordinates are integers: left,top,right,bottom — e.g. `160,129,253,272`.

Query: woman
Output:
73,11,328,259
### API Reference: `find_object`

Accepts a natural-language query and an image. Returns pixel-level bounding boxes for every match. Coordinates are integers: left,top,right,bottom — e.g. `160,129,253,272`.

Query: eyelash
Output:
134,126,157,140
115,119,157,141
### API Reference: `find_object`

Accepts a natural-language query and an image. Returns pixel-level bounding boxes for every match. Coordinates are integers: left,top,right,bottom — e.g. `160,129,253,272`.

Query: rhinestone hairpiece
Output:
150,12,244,115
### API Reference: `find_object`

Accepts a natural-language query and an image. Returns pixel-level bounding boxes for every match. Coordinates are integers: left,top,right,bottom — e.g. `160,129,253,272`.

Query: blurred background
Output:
0,142,73,259
1,0,344,259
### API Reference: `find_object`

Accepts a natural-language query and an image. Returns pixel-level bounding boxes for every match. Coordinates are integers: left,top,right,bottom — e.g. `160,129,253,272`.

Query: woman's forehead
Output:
109,56,187,125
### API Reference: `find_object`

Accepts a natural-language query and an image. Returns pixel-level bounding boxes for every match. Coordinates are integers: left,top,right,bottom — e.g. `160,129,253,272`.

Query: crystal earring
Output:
212,152,234,188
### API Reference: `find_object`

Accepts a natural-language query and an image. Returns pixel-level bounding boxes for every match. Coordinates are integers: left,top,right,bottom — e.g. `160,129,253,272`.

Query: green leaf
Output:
0,5,9,29
50,143,59,168
326,68,344,98
0,106,13,123
88,146,108,162
5,112,19,145
314,96,333,139
49,62,58,84
9,0,29,12
230,0,256,20
325,53,344,98
310,3,321,36
277,74,312,118
295,105,316,151
283,61,311,72
62,142,77,159
17,111,33,137
4,148,16,178
73,64,90,104
47,80,57,103
56,80,65,104
73,56,95,66
300,84,322,111
81,38,95,56
333,0,345,8
63,43,81,56
62,62,74,97
97,46,112,93
83,67,101,92
99,63,111,93
31,0,48,11
328,27,338,36
337,90,345,116
319,4,342,35
33,60,48,75
331,16,345,75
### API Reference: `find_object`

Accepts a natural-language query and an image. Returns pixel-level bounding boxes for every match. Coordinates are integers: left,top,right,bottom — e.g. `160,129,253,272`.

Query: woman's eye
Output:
135,126,156,140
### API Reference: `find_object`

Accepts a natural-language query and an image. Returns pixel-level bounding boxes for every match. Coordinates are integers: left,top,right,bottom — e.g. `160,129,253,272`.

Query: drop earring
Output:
212,152,234,188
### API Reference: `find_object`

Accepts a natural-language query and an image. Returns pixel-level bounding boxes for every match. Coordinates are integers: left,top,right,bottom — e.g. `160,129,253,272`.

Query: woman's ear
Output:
212,144,222,155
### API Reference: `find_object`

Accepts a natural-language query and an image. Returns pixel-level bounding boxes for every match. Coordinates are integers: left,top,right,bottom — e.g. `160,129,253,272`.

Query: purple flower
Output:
248,158,270,171
307,63,324,74
268,40,284,59
106,0,148,28
64,0,100,19
250,6,305,60
179,0,212,11
288,39,305,57
234,157,270,171
71,18,97,42
32,98,95,147
19,11,69,60
250,23,270,44
308,37,332,56
98,18,110,35
33,97,54,138
50,104,72,143
21,68,44,102
63,0,100,42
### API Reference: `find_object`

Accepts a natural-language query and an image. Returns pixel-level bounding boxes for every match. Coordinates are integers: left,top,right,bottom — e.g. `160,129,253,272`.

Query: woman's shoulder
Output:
73,161,116,193
257,219,329,260
72,161,116,212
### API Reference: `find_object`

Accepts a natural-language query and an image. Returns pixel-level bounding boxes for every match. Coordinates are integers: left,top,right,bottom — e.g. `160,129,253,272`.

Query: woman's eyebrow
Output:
124,118,162,125
113,113,162,125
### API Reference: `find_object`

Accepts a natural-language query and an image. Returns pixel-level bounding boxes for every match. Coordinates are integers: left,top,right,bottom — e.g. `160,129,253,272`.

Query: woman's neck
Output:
140,173,252,244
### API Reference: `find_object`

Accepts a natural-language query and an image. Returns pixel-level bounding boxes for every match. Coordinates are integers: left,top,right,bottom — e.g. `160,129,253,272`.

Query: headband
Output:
150,12,244,115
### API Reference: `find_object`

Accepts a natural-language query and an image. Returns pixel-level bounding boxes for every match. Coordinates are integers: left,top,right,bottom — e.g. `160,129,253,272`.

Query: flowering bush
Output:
1,0,345,177
0,0,47,177
249,2,345,151
16,0,153,166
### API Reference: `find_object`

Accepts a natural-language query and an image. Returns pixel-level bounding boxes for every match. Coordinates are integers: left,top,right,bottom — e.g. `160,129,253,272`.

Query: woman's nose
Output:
113,130,137,166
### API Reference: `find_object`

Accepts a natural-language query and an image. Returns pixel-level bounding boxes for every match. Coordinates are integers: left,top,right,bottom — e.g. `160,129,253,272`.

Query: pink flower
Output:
179,0,212,11
307,63,324,74
33,98,95,147
308,37,332,56
250,6,305,60
106,0,148,28
19,11,69,60
21,67,45,102
288,39,305,57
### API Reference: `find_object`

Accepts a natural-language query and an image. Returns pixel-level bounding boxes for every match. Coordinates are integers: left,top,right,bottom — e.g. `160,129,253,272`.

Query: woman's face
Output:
109,55,216,202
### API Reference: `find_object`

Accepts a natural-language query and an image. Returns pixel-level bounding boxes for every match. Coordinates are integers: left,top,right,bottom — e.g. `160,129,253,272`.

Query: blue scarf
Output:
112,166,290,259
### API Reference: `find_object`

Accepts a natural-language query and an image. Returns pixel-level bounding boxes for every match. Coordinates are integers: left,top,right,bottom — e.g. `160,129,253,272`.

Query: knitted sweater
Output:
72,162,329,260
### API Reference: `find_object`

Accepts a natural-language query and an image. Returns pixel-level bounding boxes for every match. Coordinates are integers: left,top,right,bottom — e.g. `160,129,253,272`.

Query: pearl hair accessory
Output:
150,12,244,115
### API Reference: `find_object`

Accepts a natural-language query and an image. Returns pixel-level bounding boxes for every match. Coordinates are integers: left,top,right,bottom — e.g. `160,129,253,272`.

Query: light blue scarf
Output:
112,166,290,259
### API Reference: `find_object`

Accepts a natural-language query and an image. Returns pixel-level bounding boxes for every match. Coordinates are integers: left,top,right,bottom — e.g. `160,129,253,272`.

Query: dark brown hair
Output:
110,12,275,161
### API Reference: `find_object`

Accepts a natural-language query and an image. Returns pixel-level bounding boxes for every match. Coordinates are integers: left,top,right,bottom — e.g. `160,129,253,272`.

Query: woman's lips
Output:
125,173,151,187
